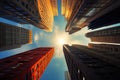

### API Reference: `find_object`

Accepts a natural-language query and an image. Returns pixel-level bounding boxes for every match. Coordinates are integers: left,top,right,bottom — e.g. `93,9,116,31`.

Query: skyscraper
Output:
0,0,41,26
61,0,120,34
88,6,120,29
0,47,54,80
0,0,58,31
88,43,120,54
37,0,58,31
86,26,120,43
0,22,32,51
63,44,120,80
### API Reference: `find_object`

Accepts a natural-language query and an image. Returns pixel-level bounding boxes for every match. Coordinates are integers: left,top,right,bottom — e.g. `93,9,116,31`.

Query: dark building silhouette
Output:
0,22,32,51
61,0,120,34
0,0,58,31
88,43,120,54
0,0,41,26
88,6,120,29
63,44,120,80
86,26,120,43
0,47,54,80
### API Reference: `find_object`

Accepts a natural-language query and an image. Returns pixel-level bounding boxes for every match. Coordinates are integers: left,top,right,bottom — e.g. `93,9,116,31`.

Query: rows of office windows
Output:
71,0,113,28
15,0,39,17
89,43,120,54
0,22,29,48
64,46,87,80
86,26,120,37
1,0,40,24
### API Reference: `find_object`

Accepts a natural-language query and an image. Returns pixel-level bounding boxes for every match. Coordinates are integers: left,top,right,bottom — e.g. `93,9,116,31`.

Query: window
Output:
85,8,96,16
31,68,34,73
83,76,86,80
24,73,28,80
35,64,39,70
26,4,28,9
115,48,118,52
4,60,12,63
21,2,25,6
78,69,80,73
29,8,31,12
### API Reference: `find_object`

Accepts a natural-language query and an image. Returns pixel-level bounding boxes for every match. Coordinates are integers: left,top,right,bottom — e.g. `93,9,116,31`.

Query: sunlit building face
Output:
37,0,58,32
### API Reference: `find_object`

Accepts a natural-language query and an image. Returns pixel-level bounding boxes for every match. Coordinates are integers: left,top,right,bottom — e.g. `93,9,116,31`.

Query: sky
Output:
0,0,120,80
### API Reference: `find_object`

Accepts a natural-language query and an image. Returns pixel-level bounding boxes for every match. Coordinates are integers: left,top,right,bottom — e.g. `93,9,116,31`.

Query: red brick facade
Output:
0,47,54,80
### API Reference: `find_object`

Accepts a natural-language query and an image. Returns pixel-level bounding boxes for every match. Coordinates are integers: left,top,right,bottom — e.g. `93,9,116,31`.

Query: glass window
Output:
24,73,28,80
31,68,34,73
21,2,25,6
83,76,86,80
85,8,97,16
26,4,28,8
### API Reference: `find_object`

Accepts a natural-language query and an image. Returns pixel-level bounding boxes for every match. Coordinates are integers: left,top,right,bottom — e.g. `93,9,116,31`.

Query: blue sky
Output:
1,0,120,80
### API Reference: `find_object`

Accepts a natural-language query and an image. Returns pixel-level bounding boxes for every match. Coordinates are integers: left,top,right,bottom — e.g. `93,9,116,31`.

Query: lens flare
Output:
57,38,65,45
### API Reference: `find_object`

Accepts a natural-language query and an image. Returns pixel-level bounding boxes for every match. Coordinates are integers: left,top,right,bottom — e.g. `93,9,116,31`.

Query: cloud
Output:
34,33,39,42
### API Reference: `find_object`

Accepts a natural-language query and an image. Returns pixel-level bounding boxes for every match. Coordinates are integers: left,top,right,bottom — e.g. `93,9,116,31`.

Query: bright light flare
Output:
57,37,66,45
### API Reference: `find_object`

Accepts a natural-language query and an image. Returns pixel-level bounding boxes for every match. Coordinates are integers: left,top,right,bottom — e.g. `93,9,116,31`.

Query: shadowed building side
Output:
88,43,120,54
86,26,120,43
0,22,32,51
88,6,120,29
61,0,82,34
63,44,120,80
0,0,58,31
0,0,41,27
61,0,120,34
0,47,54,80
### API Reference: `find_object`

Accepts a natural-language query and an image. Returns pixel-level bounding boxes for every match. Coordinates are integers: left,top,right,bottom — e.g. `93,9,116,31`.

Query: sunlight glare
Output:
58,38,65,45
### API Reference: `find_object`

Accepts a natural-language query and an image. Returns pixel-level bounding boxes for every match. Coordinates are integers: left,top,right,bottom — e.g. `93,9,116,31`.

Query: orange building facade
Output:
0,47,54,80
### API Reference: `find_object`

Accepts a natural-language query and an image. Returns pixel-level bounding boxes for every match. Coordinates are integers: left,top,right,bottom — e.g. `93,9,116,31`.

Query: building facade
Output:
0,22,32,51
88,43,120,54
0,47,54,80
0,0,58,31
63,44,120,80
86,26,120,43
0,0,41,27
88,6,120,29
37,0,58,32
50,0,58,16
61,0,120,34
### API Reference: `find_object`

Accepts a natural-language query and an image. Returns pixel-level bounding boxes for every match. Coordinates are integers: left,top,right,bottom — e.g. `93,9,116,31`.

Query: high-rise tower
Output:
86,26,120,43
0,47,54,80
0,0,58,31
63,44,120,80
0,22,32,51
0,0,40,26
61,0,120,34
37,0,58,31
